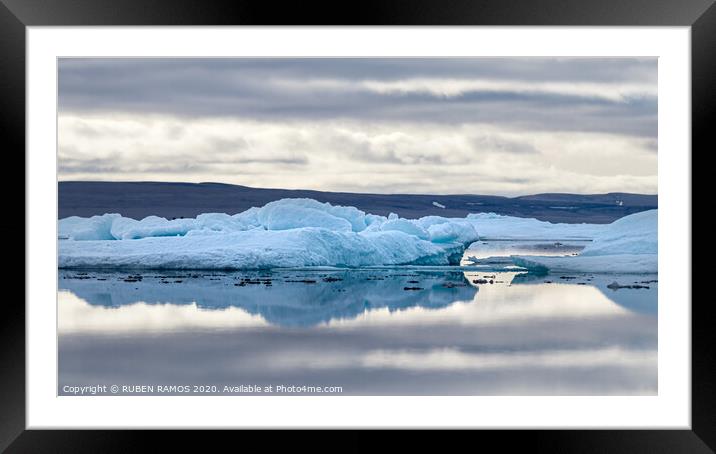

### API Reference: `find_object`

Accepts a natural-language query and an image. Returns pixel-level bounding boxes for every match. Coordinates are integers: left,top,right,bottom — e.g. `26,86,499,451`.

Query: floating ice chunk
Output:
412,216,479,244
256,198,365,232
362,215,388,232
414,216,451,229
58,214,120,240
188,213,251,235
231,206,261,228
466,212,605,240
427,221,479,244
59,227,465,269
379,219,430,240
58,198,482,269
196,213,244,231
257,204,352,232
512,254,657,274
319,202,369,232
580,209,657,256
512,210,657,273
61,199,649,273
110,216,198,240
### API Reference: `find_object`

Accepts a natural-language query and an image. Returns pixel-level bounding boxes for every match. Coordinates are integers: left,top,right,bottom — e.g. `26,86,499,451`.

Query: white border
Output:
27,27,691,429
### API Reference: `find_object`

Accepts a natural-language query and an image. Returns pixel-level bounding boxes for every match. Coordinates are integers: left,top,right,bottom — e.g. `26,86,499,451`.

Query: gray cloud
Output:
57,58,658,195
59,58,657,138
470,135,540,155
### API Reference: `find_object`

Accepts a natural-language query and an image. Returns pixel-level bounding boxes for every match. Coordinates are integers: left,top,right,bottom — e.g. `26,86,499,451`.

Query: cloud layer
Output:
58,58,658,195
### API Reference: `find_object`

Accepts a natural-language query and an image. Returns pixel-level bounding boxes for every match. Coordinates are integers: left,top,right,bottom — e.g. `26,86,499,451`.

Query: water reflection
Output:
464,239,589,261
58,239,658,396
59,269,477,329
58,266,657,395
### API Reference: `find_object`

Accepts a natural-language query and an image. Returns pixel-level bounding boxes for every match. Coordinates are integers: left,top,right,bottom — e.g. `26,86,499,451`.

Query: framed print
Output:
5,0,712,450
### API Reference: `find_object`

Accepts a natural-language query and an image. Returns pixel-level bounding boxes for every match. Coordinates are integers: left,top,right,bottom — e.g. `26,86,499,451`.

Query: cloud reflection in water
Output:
58,269,657,395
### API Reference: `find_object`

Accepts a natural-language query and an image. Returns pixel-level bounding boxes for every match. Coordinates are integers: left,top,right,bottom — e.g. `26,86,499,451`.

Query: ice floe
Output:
58,198,654,272
512,210,657,273
466,212,606,240
59,198,479,269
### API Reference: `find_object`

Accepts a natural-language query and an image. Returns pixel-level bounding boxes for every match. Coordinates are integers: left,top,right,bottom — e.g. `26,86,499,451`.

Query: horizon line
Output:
57,179,659,199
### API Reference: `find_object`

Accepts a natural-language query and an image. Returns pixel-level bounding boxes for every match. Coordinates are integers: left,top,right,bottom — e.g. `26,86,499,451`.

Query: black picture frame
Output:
3,0,710,450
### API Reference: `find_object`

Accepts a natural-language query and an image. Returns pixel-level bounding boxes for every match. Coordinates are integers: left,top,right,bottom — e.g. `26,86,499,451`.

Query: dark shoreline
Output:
59,181,657,224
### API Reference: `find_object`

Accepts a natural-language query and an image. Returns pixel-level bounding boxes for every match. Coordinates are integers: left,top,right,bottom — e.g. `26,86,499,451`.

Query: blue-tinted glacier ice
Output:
58,214,120,241
512,210,657,273
59,198,479,269
466,212,606,240
58,198,643,271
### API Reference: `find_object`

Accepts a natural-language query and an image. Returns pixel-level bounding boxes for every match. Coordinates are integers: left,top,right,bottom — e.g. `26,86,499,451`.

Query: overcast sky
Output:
58,58,657,196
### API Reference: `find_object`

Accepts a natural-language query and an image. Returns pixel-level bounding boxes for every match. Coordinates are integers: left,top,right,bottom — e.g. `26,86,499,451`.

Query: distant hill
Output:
58,181,657,224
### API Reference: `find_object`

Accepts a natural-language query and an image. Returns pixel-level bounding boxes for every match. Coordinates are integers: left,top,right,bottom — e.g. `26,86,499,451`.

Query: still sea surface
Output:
58,240,657,395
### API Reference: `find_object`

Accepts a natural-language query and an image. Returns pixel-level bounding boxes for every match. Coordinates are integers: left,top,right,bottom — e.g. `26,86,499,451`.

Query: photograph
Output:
56,57,658,397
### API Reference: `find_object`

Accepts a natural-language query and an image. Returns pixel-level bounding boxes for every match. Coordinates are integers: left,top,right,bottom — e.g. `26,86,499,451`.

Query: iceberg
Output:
58,198,655,272
512,210,657,273
417,217,480,244
579,209,656,257
255,198,366,232
58,214,121,241
59,198,480,270
379,218,430,240
465,212,606,240
110,215,198,240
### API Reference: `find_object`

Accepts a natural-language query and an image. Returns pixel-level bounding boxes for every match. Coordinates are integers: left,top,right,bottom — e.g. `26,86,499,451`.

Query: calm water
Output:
58,240,657,395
